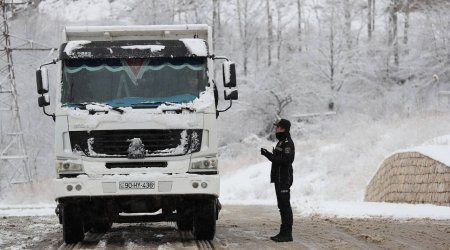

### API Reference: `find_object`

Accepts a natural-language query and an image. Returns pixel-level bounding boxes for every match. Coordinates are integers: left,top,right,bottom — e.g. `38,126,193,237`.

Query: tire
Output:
62,204,85,244
177,215,193,231
91,221,112,233
193,199,216,240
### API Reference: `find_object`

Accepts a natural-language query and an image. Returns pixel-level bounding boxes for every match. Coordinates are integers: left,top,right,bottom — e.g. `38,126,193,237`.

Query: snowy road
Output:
1,205,450,249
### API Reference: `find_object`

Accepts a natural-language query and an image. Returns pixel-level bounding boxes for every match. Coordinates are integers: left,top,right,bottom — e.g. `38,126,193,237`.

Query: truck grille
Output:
69,129,202,158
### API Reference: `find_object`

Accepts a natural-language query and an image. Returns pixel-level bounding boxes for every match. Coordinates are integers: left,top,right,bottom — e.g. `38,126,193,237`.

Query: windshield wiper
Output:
111,107,125,114
62,102,86,108
130,101,173,109
62,102,124,114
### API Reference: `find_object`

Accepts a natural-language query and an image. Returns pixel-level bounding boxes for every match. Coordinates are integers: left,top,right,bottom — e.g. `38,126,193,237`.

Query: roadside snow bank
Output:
221,162,275,202
2,201,449,220
293,201,450,219
0,204,55,217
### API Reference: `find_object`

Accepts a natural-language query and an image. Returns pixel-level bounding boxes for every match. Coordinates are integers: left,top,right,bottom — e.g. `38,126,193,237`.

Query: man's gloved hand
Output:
261,148,269,156
261,148,273,161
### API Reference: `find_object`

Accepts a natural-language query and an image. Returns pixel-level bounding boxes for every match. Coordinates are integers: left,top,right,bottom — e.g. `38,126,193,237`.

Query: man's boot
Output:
271,225,293,242
270,224,283,241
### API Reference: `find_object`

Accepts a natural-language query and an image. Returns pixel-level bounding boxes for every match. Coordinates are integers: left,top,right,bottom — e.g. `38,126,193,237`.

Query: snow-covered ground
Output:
1,201,450,220
294,201,450,219
0,204,55,217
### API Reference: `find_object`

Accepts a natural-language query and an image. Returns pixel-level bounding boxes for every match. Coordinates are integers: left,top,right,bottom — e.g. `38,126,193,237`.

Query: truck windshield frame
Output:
61,58,208,108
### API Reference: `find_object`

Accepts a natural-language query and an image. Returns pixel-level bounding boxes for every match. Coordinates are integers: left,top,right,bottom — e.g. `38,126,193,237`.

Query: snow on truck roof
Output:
64,25,209,41
60,39,209,59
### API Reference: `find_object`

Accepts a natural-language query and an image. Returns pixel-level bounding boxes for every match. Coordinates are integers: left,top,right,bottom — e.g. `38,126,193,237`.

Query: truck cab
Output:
35,25,237,244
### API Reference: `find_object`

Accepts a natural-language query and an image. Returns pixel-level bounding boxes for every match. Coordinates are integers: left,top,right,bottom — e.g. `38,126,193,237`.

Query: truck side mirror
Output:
36,67,49,94
222,61,236,88
38,94,50,107
224,89,238,100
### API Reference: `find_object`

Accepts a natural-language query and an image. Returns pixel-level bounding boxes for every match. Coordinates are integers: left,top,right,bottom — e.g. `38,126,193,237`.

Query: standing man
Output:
261,119,295,242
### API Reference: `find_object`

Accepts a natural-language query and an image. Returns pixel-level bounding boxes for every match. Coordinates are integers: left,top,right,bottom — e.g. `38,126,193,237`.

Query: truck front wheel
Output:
177,215,193,231
62,204,85,244
91,221,112,233
193,199,216,240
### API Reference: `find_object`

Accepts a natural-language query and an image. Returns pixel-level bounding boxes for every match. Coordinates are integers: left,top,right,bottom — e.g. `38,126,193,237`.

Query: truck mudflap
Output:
53,173,219,199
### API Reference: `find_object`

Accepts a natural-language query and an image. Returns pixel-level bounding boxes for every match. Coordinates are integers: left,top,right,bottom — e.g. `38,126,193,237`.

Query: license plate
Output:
119,181,155,190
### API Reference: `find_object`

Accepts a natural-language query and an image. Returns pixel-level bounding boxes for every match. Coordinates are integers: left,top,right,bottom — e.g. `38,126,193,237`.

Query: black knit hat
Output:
274,119,291,131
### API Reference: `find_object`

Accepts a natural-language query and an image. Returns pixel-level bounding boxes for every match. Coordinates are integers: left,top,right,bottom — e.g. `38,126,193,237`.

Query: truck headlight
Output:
56,160,84,173
190,158,218,171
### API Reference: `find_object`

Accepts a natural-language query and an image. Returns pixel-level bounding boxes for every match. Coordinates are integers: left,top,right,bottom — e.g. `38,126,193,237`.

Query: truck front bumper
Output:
53,173,219,199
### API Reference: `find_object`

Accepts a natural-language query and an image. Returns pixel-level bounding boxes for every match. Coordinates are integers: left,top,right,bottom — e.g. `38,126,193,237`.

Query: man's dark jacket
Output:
266,132,295,186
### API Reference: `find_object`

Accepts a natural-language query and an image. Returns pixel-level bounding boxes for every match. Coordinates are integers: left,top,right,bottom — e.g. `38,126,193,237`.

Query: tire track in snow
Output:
57,232,106,250
179,230,215,249
195,239,214,250
57,230,216,249
179,230,196,248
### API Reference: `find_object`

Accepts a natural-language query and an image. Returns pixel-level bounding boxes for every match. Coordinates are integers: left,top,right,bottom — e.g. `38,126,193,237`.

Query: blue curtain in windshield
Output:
61,58,207,107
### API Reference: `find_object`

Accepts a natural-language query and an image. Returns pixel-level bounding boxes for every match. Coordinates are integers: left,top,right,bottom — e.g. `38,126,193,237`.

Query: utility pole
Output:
0,0,54,189
0,0,30,188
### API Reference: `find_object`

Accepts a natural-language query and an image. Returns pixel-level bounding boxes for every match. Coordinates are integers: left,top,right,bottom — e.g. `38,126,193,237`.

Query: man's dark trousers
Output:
275,183,292,231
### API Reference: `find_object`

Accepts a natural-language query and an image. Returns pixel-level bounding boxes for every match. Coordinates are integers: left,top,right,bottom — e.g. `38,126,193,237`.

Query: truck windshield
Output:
61,58,207,107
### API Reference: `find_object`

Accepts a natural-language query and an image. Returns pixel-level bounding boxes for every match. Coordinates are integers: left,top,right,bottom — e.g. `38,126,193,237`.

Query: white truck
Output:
35,25,237,244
